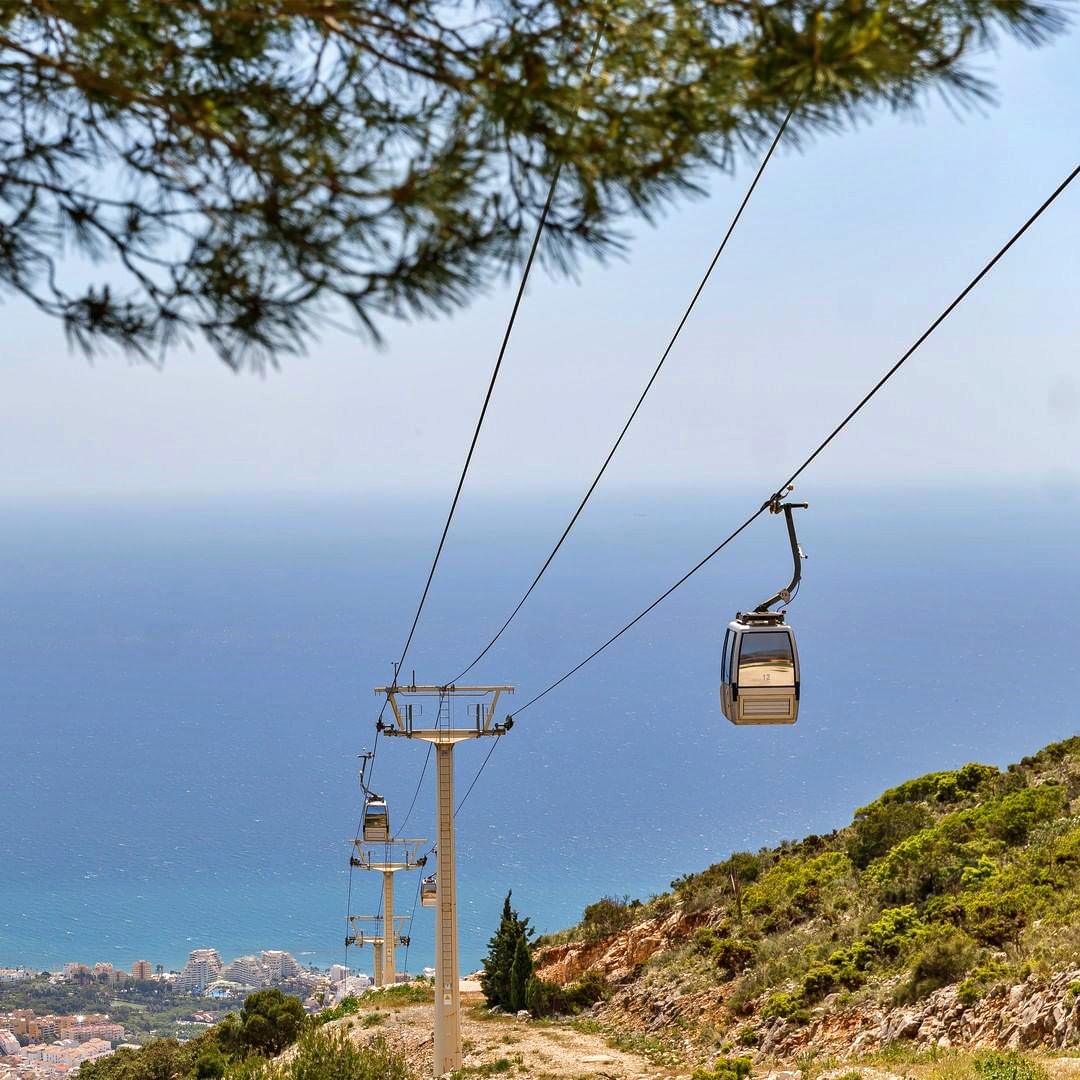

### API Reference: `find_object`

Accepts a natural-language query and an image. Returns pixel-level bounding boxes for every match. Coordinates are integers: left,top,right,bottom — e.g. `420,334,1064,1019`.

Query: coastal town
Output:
0,953,386,1080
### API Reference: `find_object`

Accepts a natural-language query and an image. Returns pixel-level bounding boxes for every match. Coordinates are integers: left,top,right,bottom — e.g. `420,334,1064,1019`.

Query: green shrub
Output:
957,960,1011,1005
81,1037,207,1080
581,895,635,940
861,905,927,957
525,971,608,1018
692,930,755,977
848,801,933,870
743,852,854,930
673,851,769,910
363,981,433,1007
960,855,998,889
194,1045,227,1079
692,1055,752,1080
973,1051,1047,1080
798,906,929,1004
871,764,998,809
970,785,1067,846
761,991,809,1024
315,996,361,1025
895,926,979,1003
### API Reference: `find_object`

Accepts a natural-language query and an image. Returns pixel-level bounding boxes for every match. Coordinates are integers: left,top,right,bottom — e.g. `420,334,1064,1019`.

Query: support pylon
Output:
350,838,425,986
383,871,395,985
434,741,458,1067
346,914,409,987
376,683,513,1077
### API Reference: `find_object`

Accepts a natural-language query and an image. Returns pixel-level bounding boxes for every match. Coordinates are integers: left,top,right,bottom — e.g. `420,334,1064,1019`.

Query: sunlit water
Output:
1,490,1077,976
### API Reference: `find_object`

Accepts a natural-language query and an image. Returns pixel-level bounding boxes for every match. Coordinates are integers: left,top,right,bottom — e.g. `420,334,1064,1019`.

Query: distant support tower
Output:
350,837,426,986
346,914,409,987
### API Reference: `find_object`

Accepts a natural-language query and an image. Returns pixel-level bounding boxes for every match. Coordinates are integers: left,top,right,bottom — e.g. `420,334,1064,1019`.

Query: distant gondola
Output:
420,875,437,908
363,797,390,842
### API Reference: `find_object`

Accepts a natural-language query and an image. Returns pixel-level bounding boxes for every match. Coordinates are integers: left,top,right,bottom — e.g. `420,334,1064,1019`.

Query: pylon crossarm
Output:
375,685,514,735
350,837,426,870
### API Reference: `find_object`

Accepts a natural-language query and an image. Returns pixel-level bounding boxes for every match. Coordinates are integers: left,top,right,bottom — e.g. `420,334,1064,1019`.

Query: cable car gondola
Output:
363,796,390,842
420,875,437,908
721,492,807,726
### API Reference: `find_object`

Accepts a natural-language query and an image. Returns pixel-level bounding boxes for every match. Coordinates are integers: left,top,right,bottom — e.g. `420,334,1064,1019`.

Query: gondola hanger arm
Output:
755,487,808,613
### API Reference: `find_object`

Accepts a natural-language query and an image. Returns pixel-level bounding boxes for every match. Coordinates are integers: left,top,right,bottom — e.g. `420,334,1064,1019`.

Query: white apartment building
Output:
176,950,223,992
222,956,266,988
260,951,301,981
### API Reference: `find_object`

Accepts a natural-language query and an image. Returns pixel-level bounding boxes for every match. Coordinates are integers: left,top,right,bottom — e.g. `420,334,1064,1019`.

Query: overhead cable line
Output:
356,31,609,946
401,870,423,976
455,737,501,815
508,161,1079,719
342,813,364,971
395,743,432,836
388,26,607,686
448,99,802,684
365,24,606,801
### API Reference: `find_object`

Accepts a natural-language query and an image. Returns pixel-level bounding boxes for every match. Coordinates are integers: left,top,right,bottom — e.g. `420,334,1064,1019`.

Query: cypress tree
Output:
480,891,534,1010
509,936,533,1013
480,892,517,1008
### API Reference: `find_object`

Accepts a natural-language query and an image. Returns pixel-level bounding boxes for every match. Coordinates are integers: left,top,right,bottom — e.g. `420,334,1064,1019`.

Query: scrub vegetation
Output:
549,737,1080,1025
78,987,418,1080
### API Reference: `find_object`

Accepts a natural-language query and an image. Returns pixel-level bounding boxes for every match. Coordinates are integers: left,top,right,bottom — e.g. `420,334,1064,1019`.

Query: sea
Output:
1,489,1078,978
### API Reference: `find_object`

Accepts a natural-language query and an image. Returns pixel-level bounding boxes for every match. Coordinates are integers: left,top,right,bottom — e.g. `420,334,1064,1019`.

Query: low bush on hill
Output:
692,1054,752,1080
581,895,640,940
692,930,756,976
893,925,982,1003
973,1051,1048,1080
81,988,416,1080
525,970,608,1018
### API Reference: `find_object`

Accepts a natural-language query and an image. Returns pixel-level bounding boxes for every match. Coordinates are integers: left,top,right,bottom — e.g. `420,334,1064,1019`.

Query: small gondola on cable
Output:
362,796,390,841
721,488,808,726
420,875,437,908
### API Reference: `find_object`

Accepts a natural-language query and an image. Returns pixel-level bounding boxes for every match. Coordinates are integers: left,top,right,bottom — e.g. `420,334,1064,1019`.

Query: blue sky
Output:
1,29,1077,499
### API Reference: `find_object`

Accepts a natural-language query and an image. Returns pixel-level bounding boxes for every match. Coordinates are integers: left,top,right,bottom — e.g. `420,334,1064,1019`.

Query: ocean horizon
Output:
2,488,1078,976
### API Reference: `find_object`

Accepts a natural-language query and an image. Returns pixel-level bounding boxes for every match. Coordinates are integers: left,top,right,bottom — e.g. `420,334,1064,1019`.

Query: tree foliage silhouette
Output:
0,1,1067,366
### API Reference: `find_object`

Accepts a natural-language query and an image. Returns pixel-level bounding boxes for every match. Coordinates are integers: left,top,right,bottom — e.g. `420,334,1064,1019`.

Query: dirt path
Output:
333,991,684,1079
330,994,1080,1080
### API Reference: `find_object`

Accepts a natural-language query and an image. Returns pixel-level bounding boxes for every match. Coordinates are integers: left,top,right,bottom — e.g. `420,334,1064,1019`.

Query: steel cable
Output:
449,98,802,684
363,23,606,837
509,162,1079,720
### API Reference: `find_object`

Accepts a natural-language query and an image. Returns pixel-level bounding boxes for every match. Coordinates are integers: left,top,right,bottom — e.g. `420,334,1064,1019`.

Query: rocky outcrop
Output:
751,968,1080,1059
535,906,712,986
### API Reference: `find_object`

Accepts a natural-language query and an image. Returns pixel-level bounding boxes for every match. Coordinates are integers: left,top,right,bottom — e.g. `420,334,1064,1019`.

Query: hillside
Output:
533,736,1080,1062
